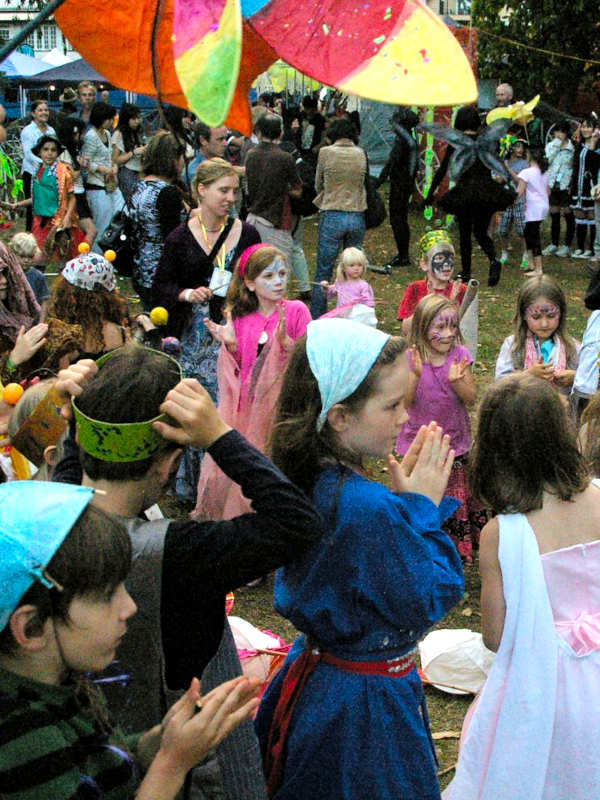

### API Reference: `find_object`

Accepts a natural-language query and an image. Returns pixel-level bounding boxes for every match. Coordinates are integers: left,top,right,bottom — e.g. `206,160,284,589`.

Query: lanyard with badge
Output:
201,216,234,298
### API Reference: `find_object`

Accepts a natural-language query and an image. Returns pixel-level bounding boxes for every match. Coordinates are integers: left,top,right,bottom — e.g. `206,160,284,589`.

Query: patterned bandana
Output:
62,253,116,292
418,229,453,260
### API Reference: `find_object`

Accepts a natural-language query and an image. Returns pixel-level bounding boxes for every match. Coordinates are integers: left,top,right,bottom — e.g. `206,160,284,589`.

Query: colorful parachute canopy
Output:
56,0,476,133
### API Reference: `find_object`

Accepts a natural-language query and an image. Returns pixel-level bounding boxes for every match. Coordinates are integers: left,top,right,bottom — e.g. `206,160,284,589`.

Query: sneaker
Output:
584,250,594,258
572,249,588,258
555,245,571,257
542,244,559,256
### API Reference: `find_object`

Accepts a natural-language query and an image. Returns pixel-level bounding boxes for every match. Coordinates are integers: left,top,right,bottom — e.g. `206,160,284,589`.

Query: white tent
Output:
41,49,73,67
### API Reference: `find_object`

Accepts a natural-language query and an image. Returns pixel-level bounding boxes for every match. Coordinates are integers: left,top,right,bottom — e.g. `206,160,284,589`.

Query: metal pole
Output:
0,0,69,63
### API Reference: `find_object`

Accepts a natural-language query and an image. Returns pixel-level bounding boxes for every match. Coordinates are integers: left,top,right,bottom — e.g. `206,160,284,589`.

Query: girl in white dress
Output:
446,372,600,800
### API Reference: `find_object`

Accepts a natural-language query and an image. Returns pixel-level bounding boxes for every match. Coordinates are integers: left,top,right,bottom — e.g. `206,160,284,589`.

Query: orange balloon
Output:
78,241,90,254
104,249,117,262
3,383,23,405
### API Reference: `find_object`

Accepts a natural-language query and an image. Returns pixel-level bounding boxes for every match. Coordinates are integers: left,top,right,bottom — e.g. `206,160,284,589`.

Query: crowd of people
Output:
0,82,600,800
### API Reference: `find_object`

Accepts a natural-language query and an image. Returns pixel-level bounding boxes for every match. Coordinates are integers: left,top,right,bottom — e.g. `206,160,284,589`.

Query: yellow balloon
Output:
150,306,169,326
78,241,90,254
104,249,117,262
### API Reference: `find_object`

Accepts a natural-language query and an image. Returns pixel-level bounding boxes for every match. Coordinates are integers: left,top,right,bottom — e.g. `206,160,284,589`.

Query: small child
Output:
321,247,374,308
497,138,529,268
396,294,484,562
397,229,467,336
544,120,575,257
197,243,311,519
0,481,261,799
446,373,600,799
495,274,579,394
9,232,48,321
514,146,550,277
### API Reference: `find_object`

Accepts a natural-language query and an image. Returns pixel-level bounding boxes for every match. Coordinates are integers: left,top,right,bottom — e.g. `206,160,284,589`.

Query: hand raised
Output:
10,323,48,366
276,302,293,350
409,346,423,378
448,356,468,383
154,378,231,449
387,421,454,506
204,310,237,349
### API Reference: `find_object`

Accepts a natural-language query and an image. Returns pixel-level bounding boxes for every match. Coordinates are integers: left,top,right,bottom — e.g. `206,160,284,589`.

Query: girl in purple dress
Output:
396,294,485,562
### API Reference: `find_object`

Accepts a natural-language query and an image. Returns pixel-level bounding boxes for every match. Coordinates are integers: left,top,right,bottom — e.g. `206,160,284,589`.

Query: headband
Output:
418,229,453,260
72,348,183,463
237,243,273,279
11,385,67,467
306,319,390,432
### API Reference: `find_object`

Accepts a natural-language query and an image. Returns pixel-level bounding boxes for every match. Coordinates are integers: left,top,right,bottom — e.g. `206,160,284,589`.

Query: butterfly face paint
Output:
427,311,459,354
524,299,560,343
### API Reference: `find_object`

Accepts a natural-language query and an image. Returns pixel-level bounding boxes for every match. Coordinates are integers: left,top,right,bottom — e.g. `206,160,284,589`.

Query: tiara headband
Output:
418,229,453,260
237,243,273,279
72,348,183,463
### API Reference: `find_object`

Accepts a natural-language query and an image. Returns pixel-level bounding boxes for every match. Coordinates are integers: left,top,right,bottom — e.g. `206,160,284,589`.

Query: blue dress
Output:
255,467,464,800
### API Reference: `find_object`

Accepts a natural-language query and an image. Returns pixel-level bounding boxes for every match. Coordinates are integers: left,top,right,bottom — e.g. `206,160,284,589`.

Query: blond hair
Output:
336,247,366,282
192,157,243,199
10,232,38,261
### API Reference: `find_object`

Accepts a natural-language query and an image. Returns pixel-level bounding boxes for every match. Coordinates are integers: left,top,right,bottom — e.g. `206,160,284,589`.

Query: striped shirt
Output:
0,666,138,799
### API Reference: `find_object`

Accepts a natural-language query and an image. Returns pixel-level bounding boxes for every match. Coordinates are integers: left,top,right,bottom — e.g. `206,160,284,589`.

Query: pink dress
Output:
194,299,311,520
445,504,600,800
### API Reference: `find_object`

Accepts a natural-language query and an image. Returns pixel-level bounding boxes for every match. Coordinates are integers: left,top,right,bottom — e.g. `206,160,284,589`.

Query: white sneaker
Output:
584,250,594,258
555,245,571,257
542,244,558,255
572,249,588,258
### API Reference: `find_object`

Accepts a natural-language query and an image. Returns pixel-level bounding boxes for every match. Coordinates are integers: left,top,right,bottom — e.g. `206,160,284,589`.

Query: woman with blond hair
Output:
153,157,260,498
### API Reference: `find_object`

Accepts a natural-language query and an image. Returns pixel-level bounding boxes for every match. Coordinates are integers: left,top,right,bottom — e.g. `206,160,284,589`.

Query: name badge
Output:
209,267,232,298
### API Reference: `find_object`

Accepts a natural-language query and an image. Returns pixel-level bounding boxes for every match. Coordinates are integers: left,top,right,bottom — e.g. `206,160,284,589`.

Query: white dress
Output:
445,504,600,799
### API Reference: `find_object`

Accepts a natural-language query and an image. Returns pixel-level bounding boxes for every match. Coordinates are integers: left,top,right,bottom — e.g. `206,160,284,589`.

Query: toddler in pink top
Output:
196,243,310,520
320,246,374,309
396,294,486,562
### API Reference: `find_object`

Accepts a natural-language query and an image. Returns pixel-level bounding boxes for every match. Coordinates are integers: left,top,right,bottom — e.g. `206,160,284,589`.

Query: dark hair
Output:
195,121,211,148
76,344,181,480
581,115,597,128
527,146,548,172
257,113,282,140
302,95,318,110
326,117,358,144
509,274,577,370
116,103,142,153
30,99,48,113
141,132,185,181
581,393,600,476
226,245,284,319
58,115,84,163
470,373,589,513
90,102,116,129
270,336,408,493
554,119,572,136
0,504,131,649
454,106,481,132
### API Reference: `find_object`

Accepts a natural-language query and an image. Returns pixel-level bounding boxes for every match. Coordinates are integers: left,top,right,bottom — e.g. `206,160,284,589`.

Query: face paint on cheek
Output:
429,250,455,277
428,313,458,341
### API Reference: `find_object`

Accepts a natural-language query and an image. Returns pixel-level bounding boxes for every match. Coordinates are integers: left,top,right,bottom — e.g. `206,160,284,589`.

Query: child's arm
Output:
448,357,476,406
405,346,422,406
516,177,526,197
203,310,237,353
553,368,575,388
479,517,506,652
61,191,76,230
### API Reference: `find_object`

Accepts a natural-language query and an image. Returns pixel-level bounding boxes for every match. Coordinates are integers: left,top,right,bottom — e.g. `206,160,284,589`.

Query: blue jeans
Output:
311,210,366,318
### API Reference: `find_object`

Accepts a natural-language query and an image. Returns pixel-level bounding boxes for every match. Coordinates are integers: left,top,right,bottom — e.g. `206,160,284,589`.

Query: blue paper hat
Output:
0,482,94,630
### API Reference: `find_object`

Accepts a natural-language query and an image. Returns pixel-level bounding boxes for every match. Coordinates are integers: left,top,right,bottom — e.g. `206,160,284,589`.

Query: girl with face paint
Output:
397,230,467,337
495,274,579,394
397,294,486,563
198,244,311,520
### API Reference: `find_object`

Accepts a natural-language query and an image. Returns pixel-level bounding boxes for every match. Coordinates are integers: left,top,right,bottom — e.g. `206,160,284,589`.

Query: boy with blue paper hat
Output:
0,480,262,799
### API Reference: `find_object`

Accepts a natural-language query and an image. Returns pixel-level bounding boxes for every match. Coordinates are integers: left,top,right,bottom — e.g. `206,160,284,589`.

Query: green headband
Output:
72,348,183,463
418,229,453,260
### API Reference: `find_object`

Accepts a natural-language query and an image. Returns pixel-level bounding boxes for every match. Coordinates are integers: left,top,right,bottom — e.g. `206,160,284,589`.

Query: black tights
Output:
455,208,496,280
389,188,411,260
576,220,596,252
550,211,575,246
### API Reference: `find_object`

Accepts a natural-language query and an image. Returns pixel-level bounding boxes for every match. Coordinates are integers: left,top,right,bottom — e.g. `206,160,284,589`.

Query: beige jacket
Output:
315,139,367,212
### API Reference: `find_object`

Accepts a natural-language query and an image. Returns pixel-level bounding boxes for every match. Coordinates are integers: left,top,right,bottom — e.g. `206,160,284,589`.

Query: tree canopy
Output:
472,0,599,109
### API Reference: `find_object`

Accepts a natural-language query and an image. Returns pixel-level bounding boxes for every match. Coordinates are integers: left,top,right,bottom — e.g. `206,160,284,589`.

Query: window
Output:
456,0,471,14
35,23,56,50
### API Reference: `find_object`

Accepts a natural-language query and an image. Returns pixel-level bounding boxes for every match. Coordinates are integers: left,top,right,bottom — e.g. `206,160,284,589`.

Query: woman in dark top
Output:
129,132,188,310
153,157,260,499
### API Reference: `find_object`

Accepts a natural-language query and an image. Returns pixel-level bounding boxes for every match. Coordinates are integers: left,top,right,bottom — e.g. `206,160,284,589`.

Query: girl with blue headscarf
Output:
255,319,464,800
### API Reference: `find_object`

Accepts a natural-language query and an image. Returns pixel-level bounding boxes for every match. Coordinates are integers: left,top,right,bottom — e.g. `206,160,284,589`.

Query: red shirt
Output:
396,279,467,320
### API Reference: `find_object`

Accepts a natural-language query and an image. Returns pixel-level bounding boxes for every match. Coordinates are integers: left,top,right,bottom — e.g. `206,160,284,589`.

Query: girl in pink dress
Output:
195,243,311,519
446,372,600,800
396,294,485,563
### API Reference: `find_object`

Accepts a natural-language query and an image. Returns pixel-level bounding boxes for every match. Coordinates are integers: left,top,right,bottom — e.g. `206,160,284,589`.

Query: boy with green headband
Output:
397,229,467,336
52,345,324,800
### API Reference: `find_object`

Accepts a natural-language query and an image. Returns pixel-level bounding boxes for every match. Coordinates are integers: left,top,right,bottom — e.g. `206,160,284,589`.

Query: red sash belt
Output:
264,644,417,796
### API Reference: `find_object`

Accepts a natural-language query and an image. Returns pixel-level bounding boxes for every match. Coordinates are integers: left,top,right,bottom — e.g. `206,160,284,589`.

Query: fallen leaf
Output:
433,731,460,740
461,607,473,617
